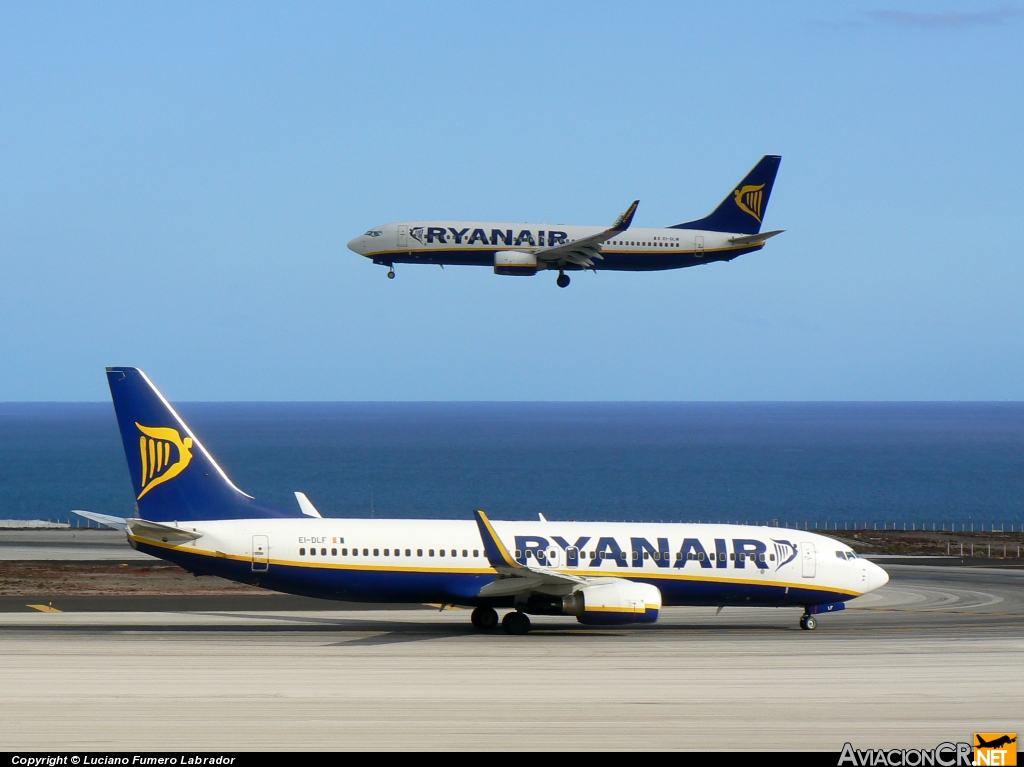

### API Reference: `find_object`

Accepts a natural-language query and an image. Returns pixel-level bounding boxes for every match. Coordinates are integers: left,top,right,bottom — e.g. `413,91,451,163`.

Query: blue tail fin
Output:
106,367,302,522
671,155,781,234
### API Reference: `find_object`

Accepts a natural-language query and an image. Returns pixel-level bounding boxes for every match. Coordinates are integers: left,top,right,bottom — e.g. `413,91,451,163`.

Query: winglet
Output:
474,510,520,569
611,200,639,231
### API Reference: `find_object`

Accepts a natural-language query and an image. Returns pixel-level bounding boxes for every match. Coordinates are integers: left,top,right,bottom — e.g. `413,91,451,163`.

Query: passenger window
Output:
632,551,639,560
526,550,532,558
321,548,326,556
352,549,358,556
643,551,649,560
514,549,522,558
310,548,316,556
473,550,479,557
462,550,467,557
429,549,435,557
406,549,411,557
440,549,445,557
698,552,705,561
342,548,348,555
384,549,389,556
363,548,368,556
599,552,606,559
417,549,423,556
452,550,458,557
331,548,337,556
299,548,305,556
730,553,736,560
373,548,379,556
770,553,775,561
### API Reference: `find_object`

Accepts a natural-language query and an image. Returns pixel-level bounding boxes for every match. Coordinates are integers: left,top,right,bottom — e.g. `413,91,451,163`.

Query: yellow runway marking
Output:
27,604,62,613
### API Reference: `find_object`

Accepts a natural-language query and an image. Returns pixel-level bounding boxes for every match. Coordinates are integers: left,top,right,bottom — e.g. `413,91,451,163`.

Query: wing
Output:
474,510,611,598
536,200,638,270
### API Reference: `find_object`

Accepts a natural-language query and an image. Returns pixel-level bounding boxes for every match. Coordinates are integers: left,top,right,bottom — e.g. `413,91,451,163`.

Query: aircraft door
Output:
542,546,561,569
801,542,816,578
695,235,705,258
397,224,408,248
252,535,269,572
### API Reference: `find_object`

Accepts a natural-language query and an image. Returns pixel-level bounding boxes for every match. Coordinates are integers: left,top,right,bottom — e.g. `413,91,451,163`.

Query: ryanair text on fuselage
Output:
347,155,783,288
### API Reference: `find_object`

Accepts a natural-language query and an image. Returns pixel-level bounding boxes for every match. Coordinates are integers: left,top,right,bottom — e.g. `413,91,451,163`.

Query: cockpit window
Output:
364,230,382,237
835,551,847,560
847,551,857,559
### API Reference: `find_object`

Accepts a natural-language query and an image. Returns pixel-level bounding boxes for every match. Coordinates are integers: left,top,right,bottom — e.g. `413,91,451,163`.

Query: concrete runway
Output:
1,565,1022,751
0,529,154,561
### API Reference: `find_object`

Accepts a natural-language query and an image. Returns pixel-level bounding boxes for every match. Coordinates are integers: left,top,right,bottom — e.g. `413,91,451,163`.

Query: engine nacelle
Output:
564,581,662,625
494,250,540,276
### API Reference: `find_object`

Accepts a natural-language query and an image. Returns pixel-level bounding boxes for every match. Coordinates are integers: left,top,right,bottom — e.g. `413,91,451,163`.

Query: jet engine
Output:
494,250,541,276
520,581,662,625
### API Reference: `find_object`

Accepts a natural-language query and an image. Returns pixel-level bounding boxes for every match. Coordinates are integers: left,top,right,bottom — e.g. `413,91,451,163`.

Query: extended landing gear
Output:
471,606,498,631
556,271,570,288
387,268,395,279
799,614,817,631
502,610,531,635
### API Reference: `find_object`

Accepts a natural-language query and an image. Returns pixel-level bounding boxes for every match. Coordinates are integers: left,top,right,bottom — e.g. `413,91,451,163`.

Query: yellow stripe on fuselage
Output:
129,534,860,597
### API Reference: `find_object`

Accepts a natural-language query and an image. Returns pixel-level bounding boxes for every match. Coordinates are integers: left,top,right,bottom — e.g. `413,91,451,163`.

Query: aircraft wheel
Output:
556,273,570,288
502,610,531,635
471,606,498,631
387,268,395,279
800,615,816,631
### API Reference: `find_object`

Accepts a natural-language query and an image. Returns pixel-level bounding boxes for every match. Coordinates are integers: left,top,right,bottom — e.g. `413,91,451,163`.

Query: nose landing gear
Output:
556,271,570,288
387,268,395,279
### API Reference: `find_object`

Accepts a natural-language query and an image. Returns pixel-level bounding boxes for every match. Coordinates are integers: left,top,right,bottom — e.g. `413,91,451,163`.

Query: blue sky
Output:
1,1,1021,401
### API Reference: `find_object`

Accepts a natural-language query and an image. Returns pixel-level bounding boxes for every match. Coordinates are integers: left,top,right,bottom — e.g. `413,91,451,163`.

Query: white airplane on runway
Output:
76,367,888,634
347,155,784,288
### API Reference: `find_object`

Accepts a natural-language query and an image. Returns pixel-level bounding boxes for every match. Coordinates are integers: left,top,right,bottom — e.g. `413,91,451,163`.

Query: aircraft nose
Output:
346,236,363,254
869,561,889,591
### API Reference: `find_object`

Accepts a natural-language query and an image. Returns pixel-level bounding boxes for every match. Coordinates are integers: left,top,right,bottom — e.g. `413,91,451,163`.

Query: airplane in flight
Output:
76,367,888,634
347,155,783,288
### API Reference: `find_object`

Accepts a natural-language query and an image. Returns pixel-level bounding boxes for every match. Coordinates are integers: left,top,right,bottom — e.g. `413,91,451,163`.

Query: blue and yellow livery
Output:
347,156,784,288
79,367,888,635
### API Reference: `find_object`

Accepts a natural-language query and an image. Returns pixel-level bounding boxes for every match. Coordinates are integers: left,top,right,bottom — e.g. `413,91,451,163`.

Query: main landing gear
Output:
799,612,817,631
471,606,498,631
501,610,531,635
556,271,570,289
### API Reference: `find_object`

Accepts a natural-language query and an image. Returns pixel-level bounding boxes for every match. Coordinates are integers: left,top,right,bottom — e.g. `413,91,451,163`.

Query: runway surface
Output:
0,529,153,561
1,565,1022,751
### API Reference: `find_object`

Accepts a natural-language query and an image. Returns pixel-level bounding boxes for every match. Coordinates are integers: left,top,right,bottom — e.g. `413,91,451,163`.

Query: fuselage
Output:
129,518,887,608
346,222,763,272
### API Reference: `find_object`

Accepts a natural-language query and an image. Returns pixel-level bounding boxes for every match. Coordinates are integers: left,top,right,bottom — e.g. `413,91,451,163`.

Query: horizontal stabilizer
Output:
72,510,129,532
126,517,203,542
728,229,785,246
294,492,323,518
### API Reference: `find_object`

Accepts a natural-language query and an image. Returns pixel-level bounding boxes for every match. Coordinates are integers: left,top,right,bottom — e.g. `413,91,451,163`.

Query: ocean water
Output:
0,402,1022,528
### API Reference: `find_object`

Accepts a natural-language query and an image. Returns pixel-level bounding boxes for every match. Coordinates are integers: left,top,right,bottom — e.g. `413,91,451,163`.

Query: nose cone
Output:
347,236,365,255
868,561,890,592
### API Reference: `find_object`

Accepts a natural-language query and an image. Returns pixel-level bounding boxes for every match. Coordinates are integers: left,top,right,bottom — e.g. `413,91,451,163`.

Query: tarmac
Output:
0,564,1022,750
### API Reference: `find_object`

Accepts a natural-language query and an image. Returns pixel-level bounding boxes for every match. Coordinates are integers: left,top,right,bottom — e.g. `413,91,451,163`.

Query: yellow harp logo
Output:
733,183,766,222
136,423,193,499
